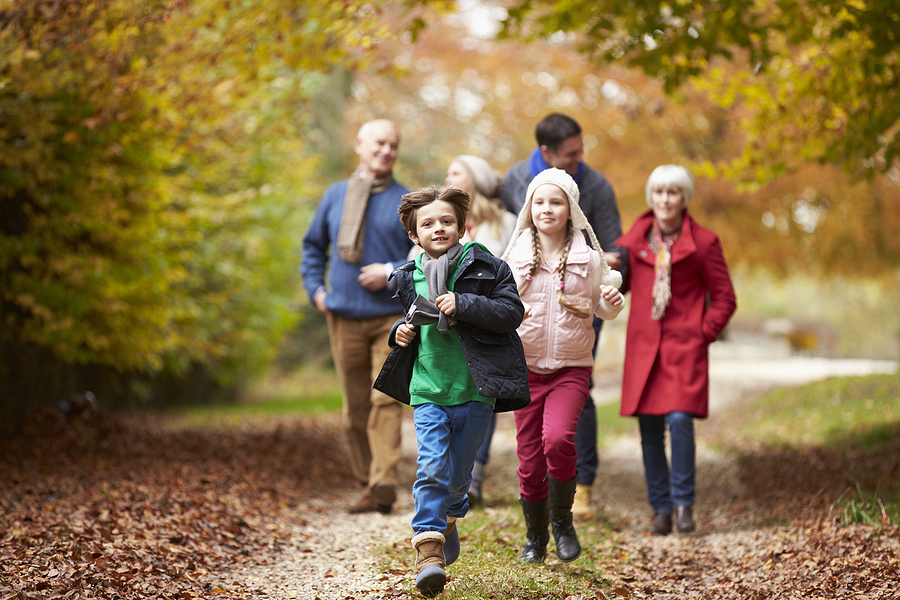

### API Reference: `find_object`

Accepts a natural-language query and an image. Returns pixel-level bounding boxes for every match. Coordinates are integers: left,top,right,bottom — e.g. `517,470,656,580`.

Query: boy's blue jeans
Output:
638,412,696,514
411,401,494,534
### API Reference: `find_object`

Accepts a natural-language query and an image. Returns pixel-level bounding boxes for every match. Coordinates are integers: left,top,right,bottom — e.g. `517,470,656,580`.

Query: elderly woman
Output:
616,165,736,535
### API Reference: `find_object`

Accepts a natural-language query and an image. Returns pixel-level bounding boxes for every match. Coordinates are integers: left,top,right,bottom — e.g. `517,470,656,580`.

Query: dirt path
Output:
216,345,898,598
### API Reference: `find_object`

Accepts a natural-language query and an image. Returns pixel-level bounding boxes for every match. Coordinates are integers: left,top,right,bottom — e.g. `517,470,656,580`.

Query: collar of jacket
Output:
620,209,698,266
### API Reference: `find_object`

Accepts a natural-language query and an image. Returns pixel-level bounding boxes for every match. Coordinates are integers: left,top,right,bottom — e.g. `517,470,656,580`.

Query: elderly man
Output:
301,119,413,514
500,113,627,519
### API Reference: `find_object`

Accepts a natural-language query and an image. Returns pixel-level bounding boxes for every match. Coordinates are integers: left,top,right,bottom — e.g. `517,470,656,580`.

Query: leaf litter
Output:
2,386,899,599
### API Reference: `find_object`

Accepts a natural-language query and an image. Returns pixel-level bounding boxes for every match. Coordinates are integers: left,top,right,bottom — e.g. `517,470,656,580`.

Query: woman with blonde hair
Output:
444,155,517,256
441,155,517,506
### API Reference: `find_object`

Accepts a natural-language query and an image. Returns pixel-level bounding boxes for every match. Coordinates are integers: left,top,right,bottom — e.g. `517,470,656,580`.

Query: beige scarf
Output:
337,168,394,264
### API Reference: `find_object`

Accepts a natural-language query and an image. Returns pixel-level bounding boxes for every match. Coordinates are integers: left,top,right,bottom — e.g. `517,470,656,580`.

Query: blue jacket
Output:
373,244,530,413
300,179,414,319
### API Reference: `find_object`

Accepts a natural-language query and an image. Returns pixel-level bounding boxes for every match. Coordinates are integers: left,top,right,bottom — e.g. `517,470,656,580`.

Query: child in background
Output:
374,185,530,596
500,168,624,564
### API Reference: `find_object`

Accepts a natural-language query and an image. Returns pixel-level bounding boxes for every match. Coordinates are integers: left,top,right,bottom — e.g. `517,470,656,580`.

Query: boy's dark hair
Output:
398,185,471,234
535,113,582,152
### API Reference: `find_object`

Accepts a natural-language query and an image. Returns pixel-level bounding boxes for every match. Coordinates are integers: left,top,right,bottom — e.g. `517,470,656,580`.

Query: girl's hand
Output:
396,323,416,347
521,301,533,319
600,284,625,307
435,292,456,316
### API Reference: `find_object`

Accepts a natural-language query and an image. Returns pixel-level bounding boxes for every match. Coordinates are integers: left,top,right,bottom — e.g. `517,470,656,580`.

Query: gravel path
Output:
214,343,897,599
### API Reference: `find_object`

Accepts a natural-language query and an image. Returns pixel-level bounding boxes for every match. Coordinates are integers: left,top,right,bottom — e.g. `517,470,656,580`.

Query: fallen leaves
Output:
609,427,900,600
0,407,352,599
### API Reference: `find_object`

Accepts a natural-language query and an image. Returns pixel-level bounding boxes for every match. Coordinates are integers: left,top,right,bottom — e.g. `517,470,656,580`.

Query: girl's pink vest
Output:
508,230,596,372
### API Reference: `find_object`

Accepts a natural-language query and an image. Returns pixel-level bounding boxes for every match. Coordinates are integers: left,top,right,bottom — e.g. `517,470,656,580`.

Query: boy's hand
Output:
600,284,625,307
435,292,456,316
521,301,533,319
396,323,416,347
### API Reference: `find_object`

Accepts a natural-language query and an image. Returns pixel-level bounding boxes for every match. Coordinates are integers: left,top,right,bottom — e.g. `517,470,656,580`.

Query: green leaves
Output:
499,0,900,182
0,0,440,401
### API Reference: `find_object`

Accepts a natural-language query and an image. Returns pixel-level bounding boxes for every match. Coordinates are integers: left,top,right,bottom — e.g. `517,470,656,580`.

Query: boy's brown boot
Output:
411,531,446,597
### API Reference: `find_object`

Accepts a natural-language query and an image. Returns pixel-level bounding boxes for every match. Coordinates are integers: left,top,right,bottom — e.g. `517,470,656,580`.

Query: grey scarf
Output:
409,243,464,333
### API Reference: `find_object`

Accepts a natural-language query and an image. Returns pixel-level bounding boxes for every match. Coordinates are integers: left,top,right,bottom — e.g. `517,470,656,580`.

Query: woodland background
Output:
2,0,899,433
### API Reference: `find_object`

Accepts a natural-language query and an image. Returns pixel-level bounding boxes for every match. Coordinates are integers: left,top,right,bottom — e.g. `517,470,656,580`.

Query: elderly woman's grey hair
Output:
645,165,694,207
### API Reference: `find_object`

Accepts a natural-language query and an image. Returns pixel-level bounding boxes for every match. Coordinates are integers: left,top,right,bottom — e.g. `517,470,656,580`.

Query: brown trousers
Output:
326,312,403,490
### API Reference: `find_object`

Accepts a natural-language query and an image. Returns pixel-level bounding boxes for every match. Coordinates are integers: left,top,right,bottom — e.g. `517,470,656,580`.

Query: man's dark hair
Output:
398,185,470,235
535,113,582,152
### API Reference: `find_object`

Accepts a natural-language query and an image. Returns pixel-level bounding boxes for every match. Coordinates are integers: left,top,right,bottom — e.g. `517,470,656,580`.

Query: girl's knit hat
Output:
501,167,622,288
453,155,502,199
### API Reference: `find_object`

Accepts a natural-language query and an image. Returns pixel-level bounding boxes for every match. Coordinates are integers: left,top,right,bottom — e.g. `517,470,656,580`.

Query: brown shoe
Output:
675,505,695,532
371,483,396,507
648,512,672,535
348,489,392,514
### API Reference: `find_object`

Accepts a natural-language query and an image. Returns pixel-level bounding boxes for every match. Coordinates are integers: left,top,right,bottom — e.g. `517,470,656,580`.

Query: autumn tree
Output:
334,3,898,281
499,0,899,181
0,0,441,430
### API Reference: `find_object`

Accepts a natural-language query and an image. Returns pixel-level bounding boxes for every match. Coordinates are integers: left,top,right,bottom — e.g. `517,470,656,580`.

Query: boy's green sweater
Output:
408,243,496,408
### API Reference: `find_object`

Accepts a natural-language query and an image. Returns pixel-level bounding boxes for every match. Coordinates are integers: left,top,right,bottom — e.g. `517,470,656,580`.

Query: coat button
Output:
640,250,647,257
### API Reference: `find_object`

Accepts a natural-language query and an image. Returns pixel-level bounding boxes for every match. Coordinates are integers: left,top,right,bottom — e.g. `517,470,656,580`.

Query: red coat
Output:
617,210,736,418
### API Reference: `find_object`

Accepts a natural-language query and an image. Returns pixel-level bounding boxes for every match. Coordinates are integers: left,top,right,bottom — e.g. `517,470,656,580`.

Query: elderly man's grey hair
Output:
357,119,400,143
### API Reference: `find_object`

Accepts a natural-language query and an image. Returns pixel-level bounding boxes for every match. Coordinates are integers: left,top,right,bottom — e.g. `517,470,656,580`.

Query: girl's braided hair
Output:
517,219,592,319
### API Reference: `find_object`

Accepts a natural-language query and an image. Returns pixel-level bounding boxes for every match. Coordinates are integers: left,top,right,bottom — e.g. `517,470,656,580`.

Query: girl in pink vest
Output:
501,168,624,564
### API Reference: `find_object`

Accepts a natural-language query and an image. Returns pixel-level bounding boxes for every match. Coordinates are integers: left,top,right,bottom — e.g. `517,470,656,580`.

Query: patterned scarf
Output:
649,220,676,320
337,168,394,264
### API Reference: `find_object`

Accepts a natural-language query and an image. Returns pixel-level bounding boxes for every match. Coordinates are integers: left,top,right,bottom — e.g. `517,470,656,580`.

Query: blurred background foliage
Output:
1,0,897,431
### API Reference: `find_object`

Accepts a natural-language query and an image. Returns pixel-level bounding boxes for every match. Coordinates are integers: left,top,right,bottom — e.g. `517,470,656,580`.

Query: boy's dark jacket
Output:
373,243,530,412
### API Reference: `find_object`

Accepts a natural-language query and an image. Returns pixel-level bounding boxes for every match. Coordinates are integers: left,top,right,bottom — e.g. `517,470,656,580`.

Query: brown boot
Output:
675,505,695,532
412,531,446,597
649,512,672,535
348,488,392,514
